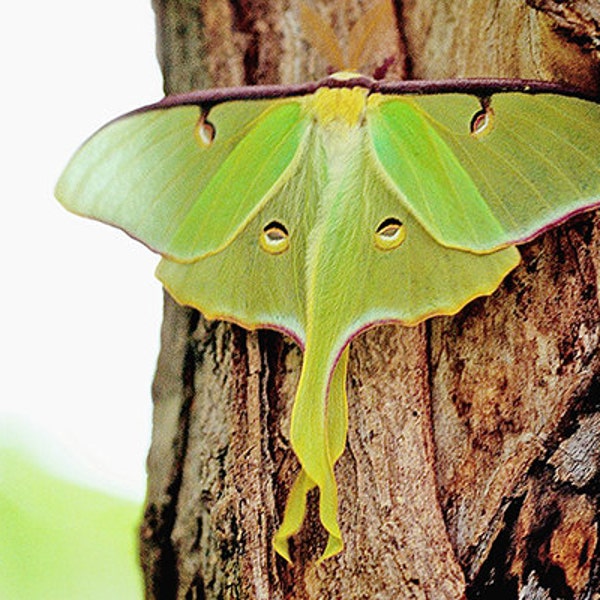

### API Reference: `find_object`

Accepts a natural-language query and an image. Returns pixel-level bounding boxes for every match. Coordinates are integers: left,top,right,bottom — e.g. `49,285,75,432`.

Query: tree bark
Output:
139,1,600,598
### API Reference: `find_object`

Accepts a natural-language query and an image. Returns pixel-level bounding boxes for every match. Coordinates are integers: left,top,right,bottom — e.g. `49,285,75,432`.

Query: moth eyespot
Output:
374,217,405,250
470,106,494,138
195,116,215,147
260,221,290,254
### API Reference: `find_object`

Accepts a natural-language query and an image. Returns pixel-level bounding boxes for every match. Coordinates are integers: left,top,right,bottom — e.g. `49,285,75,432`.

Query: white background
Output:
1,1,164,500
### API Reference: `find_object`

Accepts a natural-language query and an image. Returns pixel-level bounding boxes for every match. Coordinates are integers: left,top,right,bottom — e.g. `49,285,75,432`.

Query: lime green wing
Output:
368,91,600,253
56,99,308,262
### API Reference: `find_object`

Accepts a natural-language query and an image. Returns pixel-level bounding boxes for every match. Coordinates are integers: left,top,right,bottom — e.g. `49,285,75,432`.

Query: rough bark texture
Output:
139,1,600,598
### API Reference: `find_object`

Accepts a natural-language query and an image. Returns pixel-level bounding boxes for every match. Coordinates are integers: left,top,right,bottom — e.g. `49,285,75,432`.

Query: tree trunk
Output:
139,1,600,598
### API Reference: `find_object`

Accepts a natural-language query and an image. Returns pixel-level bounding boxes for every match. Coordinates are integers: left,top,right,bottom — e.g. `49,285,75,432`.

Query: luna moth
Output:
55,71,600,562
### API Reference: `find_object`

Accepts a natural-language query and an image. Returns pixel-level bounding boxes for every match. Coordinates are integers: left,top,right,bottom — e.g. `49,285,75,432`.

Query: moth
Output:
56,69,600,560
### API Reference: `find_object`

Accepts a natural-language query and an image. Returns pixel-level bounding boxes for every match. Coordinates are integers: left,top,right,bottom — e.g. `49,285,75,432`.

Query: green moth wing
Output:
56,73,600,561
370,92,600,253
56,99,309,262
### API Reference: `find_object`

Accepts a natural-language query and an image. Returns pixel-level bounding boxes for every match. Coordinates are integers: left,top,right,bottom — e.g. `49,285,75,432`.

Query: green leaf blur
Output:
0,446,143,599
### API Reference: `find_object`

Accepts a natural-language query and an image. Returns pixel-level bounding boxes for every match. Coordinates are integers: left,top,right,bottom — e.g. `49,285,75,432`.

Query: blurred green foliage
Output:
0,445,143,599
